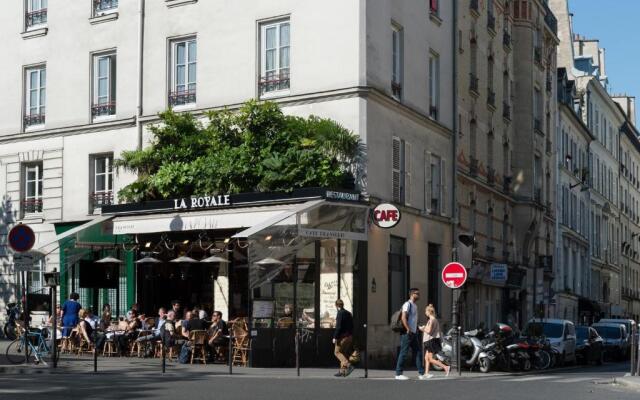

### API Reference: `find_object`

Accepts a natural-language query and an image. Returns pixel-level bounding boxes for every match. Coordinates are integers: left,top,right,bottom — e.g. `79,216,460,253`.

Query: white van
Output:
524,319,577,365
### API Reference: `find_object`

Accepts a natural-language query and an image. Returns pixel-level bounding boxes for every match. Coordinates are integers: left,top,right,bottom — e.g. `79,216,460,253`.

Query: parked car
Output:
575,326,604,365
592,323,627,361
597,319,636,357
524,319,576,365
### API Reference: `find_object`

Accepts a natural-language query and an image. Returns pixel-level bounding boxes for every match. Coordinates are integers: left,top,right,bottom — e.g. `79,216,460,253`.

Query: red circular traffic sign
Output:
8,224,36,253
441,262,467,289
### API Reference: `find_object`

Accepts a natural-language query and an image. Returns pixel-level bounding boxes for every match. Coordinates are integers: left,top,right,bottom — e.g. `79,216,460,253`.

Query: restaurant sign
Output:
173,195,231,210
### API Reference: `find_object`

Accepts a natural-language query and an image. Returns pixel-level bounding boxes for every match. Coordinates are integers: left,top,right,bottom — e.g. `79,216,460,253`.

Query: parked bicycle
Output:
5,328,55,365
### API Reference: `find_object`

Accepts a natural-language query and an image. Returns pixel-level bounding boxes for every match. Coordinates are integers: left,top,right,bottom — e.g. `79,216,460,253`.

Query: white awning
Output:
232,200,325,239
37,215,114,251
111,204,297,235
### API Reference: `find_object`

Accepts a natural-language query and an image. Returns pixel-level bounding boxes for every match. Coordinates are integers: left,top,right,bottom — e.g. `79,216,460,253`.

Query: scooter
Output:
2,303,21,340
435,327,490,371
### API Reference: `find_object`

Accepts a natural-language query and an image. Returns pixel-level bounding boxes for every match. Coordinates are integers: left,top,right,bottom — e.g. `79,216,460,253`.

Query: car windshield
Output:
594,326,621,339
576,327,589,341
526,322,563,338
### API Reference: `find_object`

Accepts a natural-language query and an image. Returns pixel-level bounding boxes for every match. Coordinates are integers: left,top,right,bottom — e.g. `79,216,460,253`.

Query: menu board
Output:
252,300,275,319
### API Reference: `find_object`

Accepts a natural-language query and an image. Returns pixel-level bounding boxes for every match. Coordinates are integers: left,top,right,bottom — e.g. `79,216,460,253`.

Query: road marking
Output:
549,377,599,383
505,376,555,382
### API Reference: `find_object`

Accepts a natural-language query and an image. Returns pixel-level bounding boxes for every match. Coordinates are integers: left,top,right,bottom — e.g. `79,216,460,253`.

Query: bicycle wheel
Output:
533,350,551,370
5,339,34,364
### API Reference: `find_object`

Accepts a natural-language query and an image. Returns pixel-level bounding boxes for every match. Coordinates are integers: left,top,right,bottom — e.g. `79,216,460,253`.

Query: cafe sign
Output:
173,195,231,210
371,203,401,229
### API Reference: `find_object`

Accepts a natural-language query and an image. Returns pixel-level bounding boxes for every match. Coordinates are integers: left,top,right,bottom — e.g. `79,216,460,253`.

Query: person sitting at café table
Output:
136,308,166,343
79,308,106,350
160,311,177,348
171,300,183,321
181,308,208,338
116,309,141,355
277,304,295,328
207,311,228,360
99,304,112,330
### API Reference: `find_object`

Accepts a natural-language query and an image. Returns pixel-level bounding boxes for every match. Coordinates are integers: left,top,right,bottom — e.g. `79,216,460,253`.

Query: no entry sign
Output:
441,262,467,289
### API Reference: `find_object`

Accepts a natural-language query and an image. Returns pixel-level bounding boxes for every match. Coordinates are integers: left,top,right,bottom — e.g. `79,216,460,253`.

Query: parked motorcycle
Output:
2,303,21,340
435,327,491,372
482,323,531,372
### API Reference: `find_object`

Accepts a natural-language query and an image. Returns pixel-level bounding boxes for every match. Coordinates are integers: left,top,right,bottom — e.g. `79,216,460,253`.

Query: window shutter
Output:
440,158,447,216
425,151,432,213
110,55,117,103
392,137,401,203
405,141,412,206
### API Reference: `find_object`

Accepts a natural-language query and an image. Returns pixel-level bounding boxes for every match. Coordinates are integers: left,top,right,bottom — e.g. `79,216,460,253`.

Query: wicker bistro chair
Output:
77,324,95,356
189,330,208,364
231,319,251,367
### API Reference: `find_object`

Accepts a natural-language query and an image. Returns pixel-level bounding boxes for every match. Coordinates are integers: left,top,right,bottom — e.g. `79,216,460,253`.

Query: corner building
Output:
0,1,454,367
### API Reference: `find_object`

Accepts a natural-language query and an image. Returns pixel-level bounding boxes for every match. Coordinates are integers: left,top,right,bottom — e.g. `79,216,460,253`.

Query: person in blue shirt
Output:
61,292,82,337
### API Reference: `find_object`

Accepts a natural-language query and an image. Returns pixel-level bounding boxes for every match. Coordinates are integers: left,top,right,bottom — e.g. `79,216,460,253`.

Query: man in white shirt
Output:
395,288,426,380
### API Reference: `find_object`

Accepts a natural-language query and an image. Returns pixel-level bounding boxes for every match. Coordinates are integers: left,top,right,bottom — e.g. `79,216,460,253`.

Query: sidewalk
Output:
0,339,496,379
617,374,640,391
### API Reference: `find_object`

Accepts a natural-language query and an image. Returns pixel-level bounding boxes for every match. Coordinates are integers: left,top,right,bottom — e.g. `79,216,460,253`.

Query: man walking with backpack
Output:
333,299,355,377
395,288,426,380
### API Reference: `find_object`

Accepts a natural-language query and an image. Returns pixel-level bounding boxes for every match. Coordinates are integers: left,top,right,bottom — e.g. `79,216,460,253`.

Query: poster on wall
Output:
319,241,338,328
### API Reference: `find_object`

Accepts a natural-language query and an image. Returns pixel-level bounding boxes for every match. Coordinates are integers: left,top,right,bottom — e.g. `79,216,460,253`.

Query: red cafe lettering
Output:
372,203,401,228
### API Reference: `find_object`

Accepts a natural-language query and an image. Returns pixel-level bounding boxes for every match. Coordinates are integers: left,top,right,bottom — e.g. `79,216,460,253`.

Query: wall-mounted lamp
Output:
371,278,377,293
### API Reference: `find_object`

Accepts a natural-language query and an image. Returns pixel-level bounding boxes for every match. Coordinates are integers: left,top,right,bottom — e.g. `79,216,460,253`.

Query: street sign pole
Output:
441,262,468,376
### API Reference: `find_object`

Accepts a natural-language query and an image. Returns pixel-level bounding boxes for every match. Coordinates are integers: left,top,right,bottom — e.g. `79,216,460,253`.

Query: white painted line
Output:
506,376,555,382
550,377,598,383
445,273,464,278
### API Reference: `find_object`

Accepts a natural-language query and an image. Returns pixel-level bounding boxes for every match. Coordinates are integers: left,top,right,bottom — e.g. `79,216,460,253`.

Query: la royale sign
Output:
173,194,231,210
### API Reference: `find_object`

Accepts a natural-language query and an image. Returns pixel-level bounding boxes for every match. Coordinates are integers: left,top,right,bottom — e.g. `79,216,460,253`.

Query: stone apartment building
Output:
0,0,456,366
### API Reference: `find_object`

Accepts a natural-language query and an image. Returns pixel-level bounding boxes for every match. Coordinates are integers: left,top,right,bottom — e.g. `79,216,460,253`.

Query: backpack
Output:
390,309,404,333
178,343,191,364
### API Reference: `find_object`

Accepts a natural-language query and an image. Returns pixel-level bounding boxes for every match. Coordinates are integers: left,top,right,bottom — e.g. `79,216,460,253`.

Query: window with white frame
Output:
429,52,439,119
23,163,43,214
90,154,114,210
94,0,118,16
391,24,403,100
24,66,46,128
92,52,117,118
169,37,197,107
26,0,47,28
259,20,290,96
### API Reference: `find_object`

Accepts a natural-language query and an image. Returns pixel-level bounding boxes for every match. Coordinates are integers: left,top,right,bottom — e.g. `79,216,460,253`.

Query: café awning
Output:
110,204,298,235
37,215,114,251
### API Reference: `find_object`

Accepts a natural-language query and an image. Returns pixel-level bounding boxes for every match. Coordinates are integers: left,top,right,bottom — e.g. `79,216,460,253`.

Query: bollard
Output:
228,334,233,375
93,333,98,373
363,323,368,379
295,327,300,377
162,341,166,374
457,326,462,376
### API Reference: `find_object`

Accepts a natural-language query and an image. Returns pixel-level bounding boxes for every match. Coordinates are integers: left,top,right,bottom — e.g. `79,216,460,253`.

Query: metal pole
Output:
636,326,640,376
457,325,462,376
162,341,166,374
295,327,300,377
228,334,233,375
93,332,98,373
631,324,636,376
24,271,29,364
363,323,368,378
51,286,57,369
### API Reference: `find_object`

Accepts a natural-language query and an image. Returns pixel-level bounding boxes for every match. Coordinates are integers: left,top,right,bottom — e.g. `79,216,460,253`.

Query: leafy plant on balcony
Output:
115,100,366,202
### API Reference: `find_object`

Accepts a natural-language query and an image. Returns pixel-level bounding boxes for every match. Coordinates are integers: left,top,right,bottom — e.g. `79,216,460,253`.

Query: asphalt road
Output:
0,361,635,400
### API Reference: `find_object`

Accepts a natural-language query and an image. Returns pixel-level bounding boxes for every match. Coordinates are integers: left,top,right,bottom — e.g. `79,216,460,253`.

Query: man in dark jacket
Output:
333,299,354,377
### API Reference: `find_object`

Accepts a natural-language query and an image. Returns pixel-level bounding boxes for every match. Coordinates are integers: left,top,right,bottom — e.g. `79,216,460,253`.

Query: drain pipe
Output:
451,0,460,338
136,0,145,150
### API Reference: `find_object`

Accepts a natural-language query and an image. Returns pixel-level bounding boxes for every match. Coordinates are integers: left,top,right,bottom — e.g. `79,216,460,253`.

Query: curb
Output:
616,375,640,391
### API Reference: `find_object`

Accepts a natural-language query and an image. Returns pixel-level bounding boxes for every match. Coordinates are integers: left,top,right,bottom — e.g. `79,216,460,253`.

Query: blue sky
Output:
569,0,640,101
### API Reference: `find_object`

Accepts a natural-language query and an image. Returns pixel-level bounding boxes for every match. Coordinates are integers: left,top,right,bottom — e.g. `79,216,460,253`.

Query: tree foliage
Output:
115,100,366,202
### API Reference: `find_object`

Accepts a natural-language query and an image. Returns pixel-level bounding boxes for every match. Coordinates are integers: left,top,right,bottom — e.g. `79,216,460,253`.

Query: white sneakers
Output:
395,375,409,380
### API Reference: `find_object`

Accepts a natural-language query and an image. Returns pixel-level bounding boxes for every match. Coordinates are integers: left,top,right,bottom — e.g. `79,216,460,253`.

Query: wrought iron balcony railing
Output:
259,70,291,95
24,113,45,128
90,191,114,209
92,102,116,118
168,90,196,107
26,9,47,27
22,198,43,214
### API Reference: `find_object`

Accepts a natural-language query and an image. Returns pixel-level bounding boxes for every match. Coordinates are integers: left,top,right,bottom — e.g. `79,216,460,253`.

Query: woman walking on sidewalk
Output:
420,304,450,378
